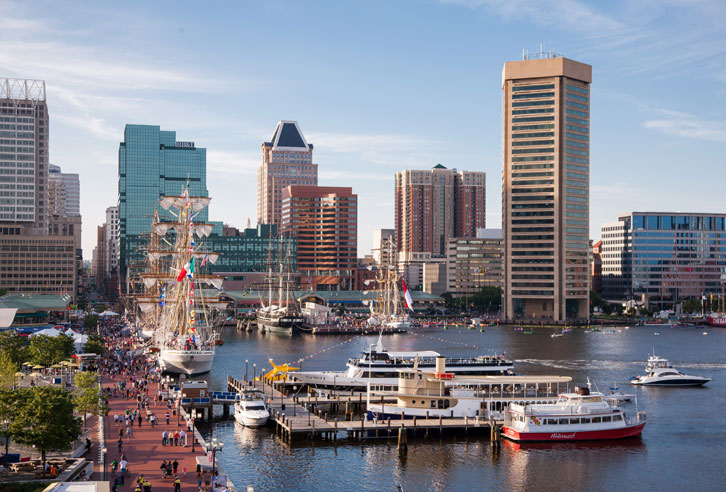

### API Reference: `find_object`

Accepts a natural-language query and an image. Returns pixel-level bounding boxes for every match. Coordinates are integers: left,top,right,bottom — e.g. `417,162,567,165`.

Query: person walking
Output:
179,429,186,447
159,461,167,479
174,476,181,492
165,411,170,425
174,430,179,446
172,459,178,475
138,413,142,427
162,430,168,446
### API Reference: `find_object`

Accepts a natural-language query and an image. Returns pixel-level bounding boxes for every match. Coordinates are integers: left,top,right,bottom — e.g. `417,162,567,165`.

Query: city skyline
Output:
1,0,724,258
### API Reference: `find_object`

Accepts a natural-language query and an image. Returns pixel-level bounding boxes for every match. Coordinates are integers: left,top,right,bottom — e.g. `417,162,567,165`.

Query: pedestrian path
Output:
101,374,210,491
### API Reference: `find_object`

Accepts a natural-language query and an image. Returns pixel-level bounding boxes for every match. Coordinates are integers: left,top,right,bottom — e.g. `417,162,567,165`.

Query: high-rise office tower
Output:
395,165,485,257
0,78,49,232
502,51,591,321
118,125,218,280
281,185,357,291
0,78,78,298
258,121,318,226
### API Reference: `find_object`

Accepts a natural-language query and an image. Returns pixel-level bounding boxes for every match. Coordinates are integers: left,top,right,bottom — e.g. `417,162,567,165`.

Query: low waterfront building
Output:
601,212,726,309
0,293,72,331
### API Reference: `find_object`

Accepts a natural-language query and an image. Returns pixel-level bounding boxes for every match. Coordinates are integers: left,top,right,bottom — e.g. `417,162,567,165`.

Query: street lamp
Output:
102,446,107,481
245,360,248,382
253,363,256,383
207,437,224,477
2,419,9,467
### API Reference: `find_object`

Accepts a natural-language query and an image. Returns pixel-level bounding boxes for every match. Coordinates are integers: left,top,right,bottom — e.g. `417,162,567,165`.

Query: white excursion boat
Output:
293,335,513,396
502,386,647,442
366,357,570,420
606,383,635,402
234,390,270,428
630,354,711,386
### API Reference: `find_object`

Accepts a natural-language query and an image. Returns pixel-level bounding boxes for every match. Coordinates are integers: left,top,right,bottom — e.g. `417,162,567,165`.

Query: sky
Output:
1,0,725,259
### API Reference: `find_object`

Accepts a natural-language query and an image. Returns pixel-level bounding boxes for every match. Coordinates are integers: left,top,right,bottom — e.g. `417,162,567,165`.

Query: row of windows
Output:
566,124,588,134
566,108,588,118
512,171,553,178
568,196,588,203
566,116,588,127
513,124,555,131
512,156,553,162
567,148,588,156
567,100,588,110
512,163,553,170
512,147,554,154
512,91,554,100
566,163,587,172
513,84,555,92
512,116,555,123
567,92,588,103
512,140,555,147
567,140,588,149
566,156,588,164
513,100,554,108
512,132,554,139
566,84,589,95
566,211,587,218
566,171,587,180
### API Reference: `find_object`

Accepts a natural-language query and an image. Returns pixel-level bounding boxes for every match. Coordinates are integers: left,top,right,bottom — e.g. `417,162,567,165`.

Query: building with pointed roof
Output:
257,121,318,226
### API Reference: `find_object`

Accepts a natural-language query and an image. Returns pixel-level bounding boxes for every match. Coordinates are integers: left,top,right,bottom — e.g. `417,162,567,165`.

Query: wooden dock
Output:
226,375,502,444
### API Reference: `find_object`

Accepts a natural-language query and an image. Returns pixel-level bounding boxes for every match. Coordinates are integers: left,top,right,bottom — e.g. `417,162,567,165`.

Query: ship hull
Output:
159,349,215,375
503,422,645,442
256,315,305,335
706,316,726,327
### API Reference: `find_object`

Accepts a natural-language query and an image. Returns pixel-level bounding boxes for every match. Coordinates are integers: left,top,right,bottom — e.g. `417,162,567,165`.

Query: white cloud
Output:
643,116,726,143
206,151,259,175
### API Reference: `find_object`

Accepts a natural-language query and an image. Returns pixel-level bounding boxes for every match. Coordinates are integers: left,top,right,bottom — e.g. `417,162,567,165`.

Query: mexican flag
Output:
177,257,195,281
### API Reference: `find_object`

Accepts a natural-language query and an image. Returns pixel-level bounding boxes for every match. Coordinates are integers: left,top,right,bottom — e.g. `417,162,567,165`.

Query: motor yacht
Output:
234,390,270,427
630,354,711,387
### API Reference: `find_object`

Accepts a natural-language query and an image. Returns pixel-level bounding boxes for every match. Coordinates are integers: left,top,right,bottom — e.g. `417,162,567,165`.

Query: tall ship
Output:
706,282,726,327
135,188,227,375
365,238,412,330
256,235,305,334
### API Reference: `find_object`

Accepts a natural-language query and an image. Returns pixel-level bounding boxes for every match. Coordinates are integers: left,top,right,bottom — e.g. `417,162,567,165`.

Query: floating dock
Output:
227,375,502,444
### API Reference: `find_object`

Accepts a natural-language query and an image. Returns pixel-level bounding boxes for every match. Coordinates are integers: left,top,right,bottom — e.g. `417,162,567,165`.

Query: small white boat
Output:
234,391,270,427
630,354,711,387
607,383,635,402
502,386,646,442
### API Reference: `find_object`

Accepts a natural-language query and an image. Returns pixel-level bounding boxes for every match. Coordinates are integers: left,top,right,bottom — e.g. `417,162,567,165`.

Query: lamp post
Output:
207,437,224,477
3,419,9,467
102,446,107,481
253,363,256,384
244,360,248,382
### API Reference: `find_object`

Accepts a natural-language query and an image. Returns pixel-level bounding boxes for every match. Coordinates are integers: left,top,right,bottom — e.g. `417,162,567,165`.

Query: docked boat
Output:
255,236,305,335
366,356,571,420
364,237,412,331
705,314,726,328
133,189,227,375
234,390,270,428
293,335,514,395
502,386,646,442
630,354,711,386
606,383,635,402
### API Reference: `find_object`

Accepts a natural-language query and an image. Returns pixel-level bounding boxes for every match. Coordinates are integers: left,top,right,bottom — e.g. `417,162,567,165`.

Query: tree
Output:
28,334,75,366
10,387,81,469
73,371,107,426
0,288,6,297
681,299,701,314
82,335,106,356
0,353,18,391
472,286,502,313
0,332,29,365
83,314,99,331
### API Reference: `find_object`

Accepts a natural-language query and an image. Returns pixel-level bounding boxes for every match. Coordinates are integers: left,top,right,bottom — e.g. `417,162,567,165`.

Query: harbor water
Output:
198,324,726,491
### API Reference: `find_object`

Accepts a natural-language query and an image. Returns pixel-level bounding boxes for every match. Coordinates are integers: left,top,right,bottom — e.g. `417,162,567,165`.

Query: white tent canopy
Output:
31,327,88,352
99,310,119,317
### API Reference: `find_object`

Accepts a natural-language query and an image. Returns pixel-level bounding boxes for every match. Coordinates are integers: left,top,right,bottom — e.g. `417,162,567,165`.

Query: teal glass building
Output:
118,124,221,277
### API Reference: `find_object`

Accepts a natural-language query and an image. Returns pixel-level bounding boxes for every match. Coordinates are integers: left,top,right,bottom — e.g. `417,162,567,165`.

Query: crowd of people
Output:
94,317,230,492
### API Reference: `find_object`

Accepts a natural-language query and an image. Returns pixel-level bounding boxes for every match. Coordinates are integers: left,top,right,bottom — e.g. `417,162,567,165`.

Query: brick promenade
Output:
100,373,210,492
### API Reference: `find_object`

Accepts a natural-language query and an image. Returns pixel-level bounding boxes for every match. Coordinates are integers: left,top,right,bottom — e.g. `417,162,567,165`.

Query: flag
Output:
201,253,209,267
159,287,166,307
177,259,193,282
187,256,195,279
402,278,413,311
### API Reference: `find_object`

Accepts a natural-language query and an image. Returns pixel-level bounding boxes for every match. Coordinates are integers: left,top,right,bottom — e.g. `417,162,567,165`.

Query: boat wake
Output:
518,359,726,371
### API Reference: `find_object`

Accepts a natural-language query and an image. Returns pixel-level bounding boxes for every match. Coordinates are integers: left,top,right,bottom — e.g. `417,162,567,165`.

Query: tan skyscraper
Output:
257,121,318,226
502,52,591,321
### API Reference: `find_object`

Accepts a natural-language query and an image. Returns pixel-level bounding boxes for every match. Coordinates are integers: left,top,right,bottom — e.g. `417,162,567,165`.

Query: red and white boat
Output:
502,386,646,442
705,315,726,327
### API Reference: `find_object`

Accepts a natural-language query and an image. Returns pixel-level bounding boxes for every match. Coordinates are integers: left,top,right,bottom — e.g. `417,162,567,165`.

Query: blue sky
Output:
1,0,725,258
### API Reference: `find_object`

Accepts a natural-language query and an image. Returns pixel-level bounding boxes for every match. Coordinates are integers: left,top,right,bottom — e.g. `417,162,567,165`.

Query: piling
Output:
397,424,408,451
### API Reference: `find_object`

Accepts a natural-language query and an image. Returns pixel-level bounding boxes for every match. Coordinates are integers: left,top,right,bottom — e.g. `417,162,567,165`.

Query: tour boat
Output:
630,354,711,387
365,357,570,420
234,390,270,428
293,334,513,396
502,386,646,442
705,314,726,327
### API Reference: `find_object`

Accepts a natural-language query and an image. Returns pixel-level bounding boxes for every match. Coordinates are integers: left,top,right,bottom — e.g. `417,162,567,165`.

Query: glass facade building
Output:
118,124,220,277
601,212,726,308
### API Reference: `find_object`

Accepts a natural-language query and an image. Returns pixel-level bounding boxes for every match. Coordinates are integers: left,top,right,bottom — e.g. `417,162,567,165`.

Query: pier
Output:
226,375,502,444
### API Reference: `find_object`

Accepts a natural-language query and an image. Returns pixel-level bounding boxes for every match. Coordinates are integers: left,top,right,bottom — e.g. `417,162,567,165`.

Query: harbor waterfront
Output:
192,323,725,492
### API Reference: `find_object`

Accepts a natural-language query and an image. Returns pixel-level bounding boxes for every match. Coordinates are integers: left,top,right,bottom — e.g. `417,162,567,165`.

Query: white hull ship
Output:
630,353,711,387
234,389,270,427
134,188,227,376
365,356,571,420
293,334,513,395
